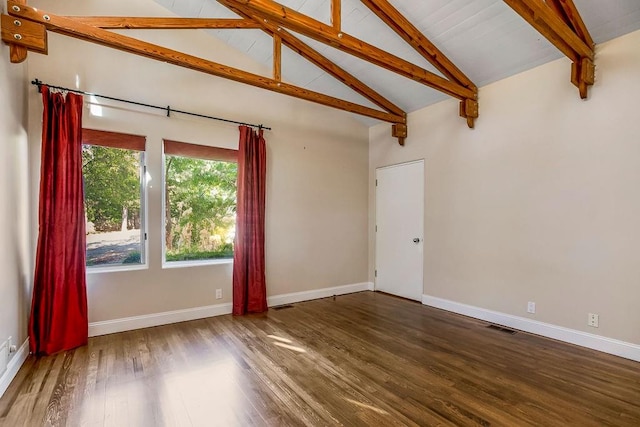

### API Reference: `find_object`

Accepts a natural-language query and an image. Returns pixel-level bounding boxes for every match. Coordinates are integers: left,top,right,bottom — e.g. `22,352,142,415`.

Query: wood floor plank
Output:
1,291,639,426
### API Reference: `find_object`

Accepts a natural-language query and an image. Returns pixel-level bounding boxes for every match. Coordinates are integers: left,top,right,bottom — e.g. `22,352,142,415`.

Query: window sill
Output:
86,264,148,274
162,258,233,269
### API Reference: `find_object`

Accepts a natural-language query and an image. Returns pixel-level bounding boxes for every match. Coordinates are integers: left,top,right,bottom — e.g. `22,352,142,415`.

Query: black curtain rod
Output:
31,79,271,131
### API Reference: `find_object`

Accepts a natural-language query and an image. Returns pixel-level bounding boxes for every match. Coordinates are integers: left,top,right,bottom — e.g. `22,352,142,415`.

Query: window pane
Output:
83,145,144,267
165,155,237,262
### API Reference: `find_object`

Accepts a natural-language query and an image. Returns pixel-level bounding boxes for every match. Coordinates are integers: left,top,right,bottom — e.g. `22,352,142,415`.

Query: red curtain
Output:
29,87,88,355
233,126,267,315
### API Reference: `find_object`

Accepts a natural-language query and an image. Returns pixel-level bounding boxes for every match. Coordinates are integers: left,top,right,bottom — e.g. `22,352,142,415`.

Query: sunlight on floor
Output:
345,398,389,415
266,334,293,344
161,359,244,425
267,334,306,353
273,342,307,353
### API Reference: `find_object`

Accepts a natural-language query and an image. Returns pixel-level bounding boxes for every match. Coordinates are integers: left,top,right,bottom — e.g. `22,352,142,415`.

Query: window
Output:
163,140,238,264
82,129,146,268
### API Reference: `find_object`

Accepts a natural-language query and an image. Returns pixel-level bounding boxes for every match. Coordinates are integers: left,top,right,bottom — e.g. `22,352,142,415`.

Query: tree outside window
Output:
82,129,146,267
164,141,238,263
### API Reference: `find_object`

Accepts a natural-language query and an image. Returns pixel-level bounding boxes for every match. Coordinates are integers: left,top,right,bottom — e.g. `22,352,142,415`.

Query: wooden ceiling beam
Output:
504,0,595,98
359,0,476,92
223,2,406,118
545,0,594,47
1,13,47,53
359,0,478,127
223,2,407,143
331,0,341,31
7,2,403,124
68,8,407,122
273,33,281,81
217,0,476,101
67,17,262,30
547,0,596,98
503,0,592,62
7,0,27,62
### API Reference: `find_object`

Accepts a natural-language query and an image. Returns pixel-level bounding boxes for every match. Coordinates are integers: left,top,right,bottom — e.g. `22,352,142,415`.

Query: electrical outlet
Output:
215,289,222,299
588,313,599,328
527,301,536,314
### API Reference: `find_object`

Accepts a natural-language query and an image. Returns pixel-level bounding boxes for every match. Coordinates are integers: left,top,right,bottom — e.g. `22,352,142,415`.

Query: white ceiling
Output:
153,0,640,125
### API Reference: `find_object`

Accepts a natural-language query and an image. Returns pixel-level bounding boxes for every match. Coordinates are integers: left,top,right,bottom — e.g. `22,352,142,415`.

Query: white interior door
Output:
375,160,424,301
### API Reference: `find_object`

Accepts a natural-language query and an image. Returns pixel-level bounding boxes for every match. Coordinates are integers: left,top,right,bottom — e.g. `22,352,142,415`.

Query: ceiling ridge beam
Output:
66,17,263,29
223,2,405,118
216,0,476,101
359,0,476,92
6,2,403,124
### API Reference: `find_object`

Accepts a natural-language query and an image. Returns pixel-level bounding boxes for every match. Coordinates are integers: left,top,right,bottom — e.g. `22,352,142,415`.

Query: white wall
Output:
0,38,30,355
27,0,369,323
370,29,640,346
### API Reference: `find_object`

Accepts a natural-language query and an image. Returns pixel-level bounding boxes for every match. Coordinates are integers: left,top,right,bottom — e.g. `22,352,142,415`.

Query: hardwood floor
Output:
1,291,639,426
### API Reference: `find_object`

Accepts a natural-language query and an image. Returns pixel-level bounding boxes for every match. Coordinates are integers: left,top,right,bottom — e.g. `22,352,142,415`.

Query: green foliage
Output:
122,251,141,264
165,249,234,262
82,145,237,265
82,145,141,232
165,155,237,260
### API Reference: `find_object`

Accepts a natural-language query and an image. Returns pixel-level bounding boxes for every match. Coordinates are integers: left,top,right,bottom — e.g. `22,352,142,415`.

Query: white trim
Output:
161,258,233,269
422,294,640,362
87,264,148,274
0,339,29,399
376,158,425,171
267,282,373,307
89,303,233,337
89,282,374,337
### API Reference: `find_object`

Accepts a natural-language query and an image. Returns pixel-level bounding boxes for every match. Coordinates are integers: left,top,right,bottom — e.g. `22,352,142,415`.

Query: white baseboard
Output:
89,282,373,337
0,339,29,399
89,303,233,337
422,294,640,362
267,282,373,307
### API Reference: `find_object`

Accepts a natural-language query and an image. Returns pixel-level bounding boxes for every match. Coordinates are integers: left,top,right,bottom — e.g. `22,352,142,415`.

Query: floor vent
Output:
272,304,295,311
487,324,517,334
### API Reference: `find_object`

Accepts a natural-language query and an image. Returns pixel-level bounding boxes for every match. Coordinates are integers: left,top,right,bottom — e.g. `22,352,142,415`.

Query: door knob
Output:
413,238,421,243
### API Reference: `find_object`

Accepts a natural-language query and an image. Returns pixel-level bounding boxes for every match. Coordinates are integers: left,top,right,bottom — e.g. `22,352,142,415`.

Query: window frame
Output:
161,139,238,269
82,128,148,273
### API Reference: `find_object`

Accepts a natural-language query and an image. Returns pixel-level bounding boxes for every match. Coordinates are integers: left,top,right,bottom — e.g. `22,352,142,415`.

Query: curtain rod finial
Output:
32,79,43,93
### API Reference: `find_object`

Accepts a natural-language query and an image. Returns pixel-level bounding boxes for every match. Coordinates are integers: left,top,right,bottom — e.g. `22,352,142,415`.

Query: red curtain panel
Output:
29,87,88,355
233,126,268,315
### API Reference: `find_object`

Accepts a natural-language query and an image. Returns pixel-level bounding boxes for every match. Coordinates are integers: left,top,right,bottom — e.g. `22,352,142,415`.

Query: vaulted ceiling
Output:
154,0,640,125
3,0,640,142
